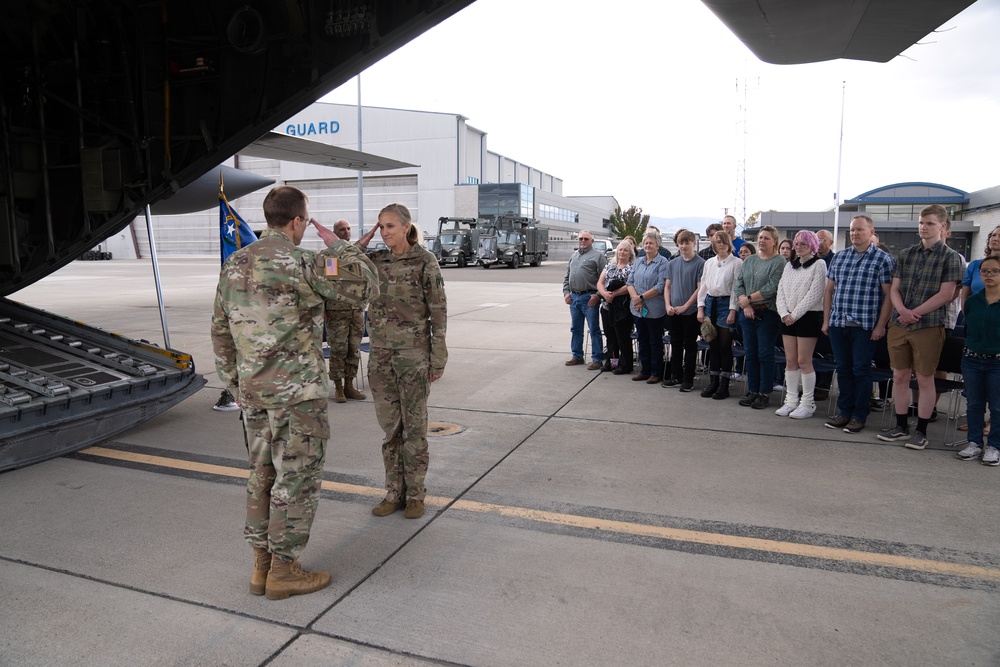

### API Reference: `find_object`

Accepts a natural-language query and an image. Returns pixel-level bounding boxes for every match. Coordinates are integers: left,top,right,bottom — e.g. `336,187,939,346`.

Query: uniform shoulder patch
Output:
325,257,339,276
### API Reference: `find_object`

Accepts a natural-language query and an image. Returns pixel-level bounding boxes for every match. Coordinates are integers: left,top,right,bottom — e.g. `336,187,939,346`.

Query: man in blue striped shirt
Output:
821,215,895,434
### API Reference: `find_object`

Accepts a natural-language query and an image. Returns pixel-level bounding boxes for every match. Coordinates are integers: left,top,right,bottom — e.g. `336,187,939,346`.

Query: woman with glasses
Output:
774,230,827,419
961,225,1000,306
958,225,1000,439
734,226,785,409
697,231,742,399
627,231,669,384
955,256,1000,466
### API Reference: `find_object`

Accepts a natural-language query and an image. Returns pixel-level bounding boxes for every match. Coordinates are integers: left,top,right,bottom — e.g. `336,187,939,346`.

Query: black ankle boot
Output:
700,377,720,398
712,377,730,400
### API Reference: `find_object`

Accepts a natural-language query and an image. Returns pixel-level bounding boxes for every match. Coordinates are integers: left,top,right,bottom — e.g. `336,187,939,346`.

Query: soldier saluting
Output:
318,203,447,520
211,185,379,600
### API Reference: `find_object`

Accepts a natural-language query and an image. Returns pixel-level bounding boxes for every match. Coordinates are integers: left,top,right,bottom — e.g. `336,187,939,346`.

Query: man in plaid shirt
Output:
821,215,895,434
877,204,964,449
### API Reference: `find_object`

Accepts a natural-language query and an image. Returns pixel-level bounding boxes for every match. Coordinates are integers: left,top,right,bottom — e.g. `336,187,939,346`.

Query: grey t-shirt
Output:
665,254,705,315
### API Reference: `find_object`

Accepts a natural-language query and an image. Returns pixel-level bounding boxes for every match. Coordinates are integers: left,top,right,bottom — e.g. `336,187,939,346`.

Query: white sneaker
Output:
775,403,797,417
789,404,815,420
956,443,983,461
983,445,1000,466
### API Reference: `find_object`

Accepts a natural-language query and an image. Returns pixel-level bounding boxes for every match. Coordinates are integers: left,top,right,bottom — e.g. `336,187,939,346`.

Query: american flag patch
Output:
325,257,339,276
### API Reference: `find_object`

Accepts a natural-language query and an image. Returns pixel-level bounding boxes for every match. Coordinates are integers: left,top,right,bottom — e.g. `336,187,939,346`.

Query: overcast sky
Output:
322,0,1000,222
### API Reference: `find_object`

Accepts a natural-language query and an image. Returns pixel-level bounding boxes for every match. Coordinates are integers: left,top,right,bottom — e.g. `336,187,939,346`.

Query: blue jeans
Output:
634,314,666,378
569,292,603,362
961,355,1000,450
828,325,877,422
739,309,780,394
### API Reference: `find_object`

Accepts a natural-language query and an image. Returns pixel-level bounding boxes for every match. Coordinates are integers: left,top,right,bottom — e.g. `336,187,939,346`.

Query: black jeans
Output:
667,312,700,383
601,306,634,372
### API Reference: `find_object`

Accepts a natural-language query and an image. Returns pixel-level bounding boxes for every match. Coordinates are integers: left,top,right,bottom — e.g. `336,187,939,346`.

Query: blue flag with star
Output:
220,191,257,264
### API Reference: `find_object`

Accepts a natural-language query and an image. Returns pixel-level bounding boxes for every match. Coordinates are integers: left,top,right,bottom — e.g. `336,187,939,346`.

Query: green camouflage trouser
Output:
369,347,430,502
325,309,364,381
243,399,329,561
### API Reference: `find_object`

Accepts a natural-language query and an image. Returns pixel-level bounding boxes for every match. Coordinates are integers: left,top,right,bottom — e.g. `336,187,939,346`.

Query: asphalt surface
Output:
2,257,998,666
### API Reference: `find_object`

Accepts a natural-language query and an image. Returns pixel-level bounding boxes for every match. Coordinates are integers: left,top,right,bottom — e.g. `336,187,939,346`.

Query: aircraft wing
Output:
149,166,275,216
0,0,474,298
241,133,416,171
701,0,977,64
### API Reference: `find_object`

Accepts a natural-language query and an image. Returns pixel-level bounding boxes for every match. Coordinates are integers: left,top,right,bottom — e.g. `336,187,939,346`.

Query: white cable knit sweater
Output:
776,256,827,322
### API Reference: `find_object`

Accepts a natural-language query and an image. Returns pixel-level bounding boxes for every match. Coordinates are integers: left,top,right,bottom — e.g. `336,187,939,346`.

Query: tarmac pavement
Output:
2,258,998,666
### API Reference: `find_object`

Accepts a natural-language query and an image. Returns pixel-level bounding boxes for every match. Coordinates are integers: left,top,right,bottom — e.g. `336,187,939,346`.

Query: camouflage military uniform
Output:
367,244,447,503
211,228,379,560
325,305,364,382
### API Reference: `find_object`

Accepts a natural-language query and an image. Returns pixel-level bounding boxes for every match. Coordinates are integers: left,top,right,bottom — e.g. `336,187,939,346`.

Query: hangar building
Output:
104,103,618,259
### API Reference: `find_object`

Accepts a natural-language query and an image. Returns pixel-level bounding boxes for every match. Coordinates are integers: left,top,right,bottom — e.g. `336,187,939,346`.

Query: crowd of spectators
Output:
563,207,998,465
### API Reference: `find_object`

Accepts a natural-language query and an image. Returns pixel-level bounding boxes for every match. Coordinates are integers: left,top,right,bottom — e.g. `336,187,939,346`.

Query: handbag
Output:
700,318,717,342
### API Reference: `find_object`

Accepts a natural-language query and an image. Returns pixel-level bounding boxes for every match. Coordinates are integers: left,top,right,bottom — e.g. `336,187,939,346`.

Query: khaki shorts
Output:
886,323,945,377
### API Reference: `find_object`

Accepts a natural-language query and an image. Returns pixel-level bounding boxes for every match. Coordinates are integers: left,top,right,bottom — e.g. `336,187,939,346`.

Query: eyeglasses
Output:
980,268,1000,277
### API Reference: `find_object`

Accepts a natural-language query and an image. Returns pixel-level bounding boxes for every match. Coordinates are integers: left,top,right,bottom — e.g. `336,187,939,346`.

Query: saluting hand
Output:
312,219,338,247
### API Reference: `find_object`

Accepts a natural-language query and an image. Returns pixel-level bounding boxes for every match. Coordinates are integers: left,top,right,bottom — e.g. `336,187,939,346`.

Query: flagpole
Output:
357,74,364,234
832,81,846,250
143,204,171,348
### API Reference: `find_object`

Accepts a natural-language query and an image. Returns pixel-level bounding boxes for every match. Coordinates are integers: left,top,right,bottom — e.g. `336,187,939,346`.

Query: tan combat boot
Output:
250,547,271,596
264,558,332,600
343,365,366,400
332,379,346,403
371,497,405,517
404,499,425,519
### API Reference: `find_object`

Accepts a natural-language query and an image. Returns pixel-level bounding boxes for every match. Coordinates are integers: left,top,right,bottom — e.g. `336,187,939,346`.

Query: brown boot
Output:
264,558,331,600
343,382,366,401
371,497,405,517
250,547,271,596
332,379,346,403
404,498,425,519
343,365,366,400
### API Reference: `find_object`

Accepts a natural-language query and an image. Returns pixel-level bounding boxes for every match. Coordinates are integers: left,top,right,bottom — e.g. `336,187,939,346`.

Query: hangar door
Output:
292,175,418,252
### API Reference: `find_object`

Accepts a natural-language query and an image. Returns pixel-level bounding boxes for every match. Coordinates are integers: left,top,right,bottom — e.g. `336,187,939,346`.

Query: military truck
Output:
477,216,549,268
436,217,479,268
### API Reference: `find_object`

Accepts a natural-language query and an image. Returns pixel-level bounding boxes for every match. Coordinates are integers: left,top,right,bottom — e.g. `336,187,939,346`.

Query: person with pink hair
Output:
774,230,827,419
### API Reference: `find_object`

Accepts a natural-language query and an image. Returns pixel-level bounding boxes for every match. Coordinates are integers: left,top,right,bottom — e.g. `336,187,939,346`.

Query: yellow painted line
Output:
450,500,1000,583
81,446,1000,583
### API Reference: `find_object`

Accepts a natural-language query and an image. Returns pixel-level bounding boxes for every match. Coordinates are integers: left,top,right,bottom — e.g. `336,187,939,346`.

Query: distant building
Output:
113,103,618,259
758,182,1000,259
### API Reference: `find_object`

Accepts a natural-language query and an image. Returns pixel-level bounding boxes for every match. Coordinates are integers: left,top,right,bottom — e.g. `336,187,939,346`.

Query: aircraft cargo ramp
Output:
0,298,204,471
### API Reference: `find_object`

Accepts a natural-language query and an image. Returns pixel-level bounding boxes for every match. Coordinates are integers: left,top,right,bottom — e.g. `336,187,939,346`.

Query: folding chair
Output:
696,338,711,389
730,342,748,396
909,335,966,447
356,312,370,391
870,365,895,429
811,356,839,416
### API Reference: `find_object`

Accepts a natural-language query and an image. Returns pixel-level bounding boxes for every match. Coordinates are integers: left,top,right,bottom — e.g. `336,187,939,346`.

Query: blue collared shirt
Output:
627,253,669,318
827,242,895,330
